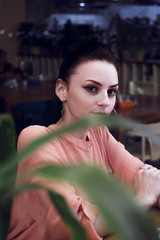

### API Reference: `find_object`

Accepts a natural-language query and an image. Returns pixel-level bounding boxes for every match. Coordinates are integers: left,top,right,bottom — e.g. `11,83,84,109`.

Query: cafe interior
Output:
1,2,160,239
0,0,160,166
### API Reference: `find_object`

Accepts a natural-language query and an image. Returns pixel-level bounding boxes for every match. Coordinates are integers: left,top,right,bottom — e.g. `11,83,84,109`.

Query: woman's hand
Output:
134,164,160,208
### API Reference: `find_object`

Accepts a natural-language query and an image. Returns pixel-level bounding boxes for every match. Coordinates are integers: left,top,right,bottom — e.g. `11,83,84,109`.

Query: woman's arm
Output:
134,164,160,208
9,126,102,240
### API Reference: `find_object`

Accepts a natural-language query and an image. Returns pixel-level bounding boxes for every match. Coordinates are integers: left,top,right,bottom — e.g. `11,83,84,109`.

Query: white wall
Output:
103,4,160,23
48,4,160,32
47,13,106,30
119,5,160,22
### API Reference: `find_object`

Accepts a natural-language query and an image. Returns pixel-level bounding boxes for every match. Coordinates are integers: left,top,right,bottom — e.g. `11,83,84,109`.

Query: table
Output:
117,95,160,123
151,207,160,228
1,86,159,119
115,95,160,143
0,80,54,112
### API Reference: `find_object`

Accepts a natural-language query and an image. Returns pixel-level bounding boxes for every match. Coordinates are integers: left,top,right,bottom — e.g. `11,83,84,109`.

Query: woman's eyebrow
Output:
85,80,119,88
85,80,102,85
110,84,119,88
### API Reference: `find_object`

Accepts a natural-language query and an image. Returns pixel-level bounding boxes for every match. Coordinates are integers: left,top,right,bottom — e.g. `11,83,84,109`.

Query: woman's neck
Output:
57,117,89,140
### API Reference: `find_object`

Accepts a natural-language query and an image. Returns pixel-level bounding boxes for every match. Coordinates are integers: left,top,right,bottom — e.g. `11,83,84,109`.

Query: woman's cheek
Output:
109,98,116,113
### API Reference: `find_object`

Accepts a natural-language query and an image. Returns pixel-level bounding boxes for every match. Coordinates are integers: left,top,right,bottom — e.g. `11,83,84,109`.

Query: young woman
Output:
8,41,160,240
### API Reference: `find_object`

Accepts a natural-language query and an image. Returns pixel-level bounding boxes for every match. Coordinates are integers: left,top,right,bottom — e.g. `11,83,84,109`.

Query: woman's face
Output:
59,60,119,123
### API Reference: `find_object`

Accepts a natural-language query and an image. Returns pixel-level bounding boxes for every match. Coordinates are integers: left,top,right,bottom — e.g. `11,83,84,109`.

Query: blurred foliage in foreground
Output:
0,113,160,240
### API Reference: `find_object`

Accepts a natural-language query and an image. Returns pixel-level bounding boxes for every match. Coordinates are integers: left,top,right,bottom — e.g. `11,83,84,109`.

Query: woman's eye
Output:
84,86,98,93
107,89,117,97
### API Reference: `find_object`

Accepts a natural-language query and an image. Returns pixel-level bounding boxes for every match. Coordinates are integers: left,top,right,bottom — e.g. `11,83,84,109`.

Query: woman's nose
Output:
97,92,110,107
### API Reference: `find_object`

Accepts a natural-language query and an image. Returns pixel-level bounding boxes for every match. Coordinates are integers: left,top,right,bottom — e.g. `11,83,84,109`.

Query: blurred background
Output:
1,0,160,64
0,0,160,165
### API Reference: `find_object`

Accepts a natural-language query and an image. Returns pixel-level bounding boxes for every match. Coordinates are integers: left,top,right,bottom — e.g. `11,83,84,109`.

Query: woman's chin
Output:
90,112,109,115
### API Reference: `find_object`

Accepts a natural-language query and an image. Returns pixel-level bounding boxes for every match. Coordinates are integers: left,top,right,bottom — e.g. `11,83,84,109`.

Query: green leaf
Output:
1,113,160,240
0,114,16,163
36,164,158,240
1,114,160,179
0,114,17,240
4,184,87,240
47,188,87,240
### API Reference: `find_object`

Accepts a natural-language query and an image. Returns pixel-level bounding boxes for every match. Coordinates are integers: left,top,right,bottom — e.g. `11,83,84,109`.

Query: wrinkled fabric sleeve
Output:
102,128,143,186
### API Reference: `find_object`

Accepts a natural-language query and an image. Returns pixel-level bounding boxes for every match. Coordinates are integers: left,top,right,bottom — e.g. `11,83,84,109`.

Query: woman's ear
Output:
55,79,68,102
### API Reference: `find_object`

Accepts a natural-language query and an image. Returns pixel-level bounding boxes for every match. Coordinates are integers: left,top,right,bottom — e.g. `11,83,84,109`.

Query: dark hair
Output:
51,40,117,123
58,41,117,83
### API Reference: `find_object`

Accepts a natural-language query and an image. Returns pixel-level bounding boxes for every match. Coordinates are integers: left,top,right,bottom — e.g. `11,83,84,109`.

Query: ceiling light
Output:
79,2,86,7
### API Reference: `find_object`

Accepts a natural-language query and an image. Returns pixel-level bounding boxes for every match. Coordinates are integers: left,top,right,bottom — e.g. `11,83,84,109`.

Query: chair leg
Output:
141,137,146,162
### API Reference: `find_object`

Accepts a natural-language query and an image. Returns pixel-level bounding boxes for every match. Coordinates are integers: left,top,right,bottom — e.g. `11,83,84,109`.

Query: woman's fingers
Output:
134,164,160,207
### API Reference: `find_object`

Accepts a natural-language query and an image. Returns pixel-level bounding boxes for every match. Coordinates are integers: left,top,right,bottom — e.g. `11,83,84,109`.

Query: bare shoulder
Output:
17,125,48,152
